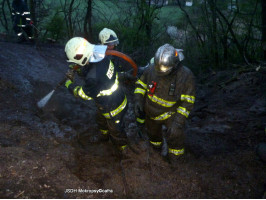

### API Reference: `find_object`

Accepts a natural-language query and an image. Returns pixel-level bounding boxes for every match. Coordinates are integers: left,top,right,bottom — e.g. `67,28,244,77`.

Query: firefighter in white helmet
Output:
99,28,119,50
99,28,134,80
64,37,130,149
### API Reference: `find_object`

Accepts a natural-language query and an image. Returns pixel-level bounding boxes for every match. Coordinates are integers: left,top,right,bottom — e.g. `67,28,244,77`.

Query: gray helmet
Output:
154,44,179,76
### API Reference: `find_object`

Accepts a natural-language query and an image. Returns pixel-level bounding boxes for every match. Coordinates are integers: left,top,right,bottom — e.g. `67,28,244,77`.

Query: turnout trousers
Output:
145,115,185,156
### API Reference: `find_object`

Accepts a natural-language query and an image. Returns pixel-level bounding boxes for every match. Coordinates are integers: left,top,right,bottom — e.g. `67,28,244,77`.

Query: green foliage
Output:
45,13,66,41
1,0,262,70
171,0,263,72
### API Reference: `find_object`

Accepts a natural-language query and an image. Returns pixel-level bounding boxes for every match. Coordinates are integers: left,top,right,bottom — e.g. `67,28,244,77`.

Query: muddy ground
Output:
0,40,265,198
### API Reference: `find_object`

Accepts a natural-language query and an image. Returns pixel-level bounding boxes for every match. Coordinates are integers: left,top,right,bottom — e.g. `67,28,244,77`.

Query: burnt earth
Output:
0,41,265,198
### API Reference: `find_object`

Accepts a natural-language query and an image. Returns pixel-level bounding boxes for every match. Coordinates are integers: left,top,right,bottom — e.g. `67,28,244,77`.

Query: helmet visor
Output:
159,64,173,73
104,40,119,46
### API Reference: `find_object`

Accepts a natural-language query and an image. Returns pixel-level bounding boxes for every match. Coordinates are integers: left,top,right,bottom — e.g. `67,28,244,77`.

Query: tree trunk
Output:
0,0,9,32
29,0,37,38
209,0,219,67
176,0,204,46
262,0,266,60
68,0,75,38
83,0,92,42
215,5,248,64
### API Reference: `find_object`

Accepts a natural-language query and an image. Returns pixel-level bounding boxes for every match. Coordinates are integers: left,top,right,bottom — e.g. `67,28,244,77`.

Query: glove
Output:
65,69,75,81
125,71,137,81
69,64,81,74
30,20,34,25
65,79,73,88
134,100,144,117
119,71,137,82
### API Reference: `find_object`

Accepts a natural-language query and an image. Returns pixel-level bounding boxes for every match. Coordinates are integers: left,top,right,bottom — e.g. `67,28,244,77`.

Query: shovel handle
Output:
54,77,68,90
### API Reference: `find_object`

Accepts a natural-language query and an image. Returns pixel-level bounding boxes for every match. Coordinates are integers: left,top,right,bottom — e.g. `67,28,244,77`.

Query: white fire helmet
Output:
99,28,119,46
65,37,95,66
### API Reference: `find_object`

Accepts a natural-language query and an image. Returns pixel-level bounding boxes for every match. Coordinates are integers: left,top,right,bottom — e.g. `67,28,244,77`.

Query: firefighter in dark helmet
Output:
64,37,134,150
134,43,196,160
11,0,33,42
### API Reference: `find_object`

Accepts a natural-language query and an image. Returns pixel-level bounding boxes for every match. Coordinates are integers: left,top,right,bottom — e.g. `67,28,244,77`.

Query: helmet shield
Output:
89,45,107,63
154,44,179,76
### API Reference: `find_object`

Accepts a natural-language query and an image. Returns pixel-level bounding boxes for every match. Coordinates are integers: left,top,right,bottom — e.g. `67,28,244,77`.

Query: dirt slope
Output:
0,41,265,198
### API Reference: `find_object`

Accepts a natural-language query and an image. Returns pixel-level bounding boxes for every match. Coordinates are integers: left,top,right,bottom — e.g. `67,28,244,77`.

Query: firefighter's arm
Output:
134,72,148,123
11,7,15,21
22,2,31,24
64,71,93,101
174,71,196,127
68,64,84,77
118,69,136,82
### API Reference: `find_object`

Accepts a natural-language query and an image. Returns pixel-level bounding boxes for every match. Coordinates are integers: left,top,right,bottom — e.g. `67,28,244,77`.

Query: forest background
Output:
0,0,265,73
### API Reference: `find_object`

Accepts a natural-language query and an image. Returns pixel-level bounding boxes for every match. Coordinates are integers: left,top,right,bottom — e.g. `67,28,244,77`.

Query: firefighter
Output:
134,43,196,161
64,37,134,150
99,28,119,50
98,28,135,85
11,0,33,42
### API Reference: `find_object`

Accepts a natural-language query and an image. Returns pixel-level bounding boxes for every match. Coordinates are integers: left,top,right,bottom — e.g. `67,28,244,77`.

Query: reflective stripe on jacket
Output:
68,57,126,116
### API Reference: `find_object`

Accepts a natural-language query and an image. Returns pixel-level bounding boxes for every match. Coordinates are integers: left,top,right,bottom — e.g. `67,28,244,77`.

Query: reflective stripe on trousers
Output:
102,96,127,119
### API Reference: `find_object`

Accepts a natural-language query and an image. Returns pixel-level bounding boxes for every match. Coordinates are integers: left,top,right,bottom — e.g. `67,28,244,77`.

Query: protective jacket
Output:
67,56,128,147
134,63,196,156
12,0,32,38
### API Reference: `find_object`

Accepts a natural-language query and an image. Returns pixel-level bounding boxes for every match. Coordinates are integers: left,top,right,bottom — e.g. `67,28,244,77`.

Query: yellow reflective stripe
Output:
151,111,175,121
135,79,147,89
100,129,108,135
97,73,119,97
73,86,81,97
110,96,127,117
103,96,127,119
106,61,115,79
148,94,176,107
136,117,145,123
150,141,162,146
103,113,111,119
78,87,93,100
169,148,184,156
65,79,72,88
134,88,146,96
120,145,127,150
181,94,195,103
177,106,190,118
